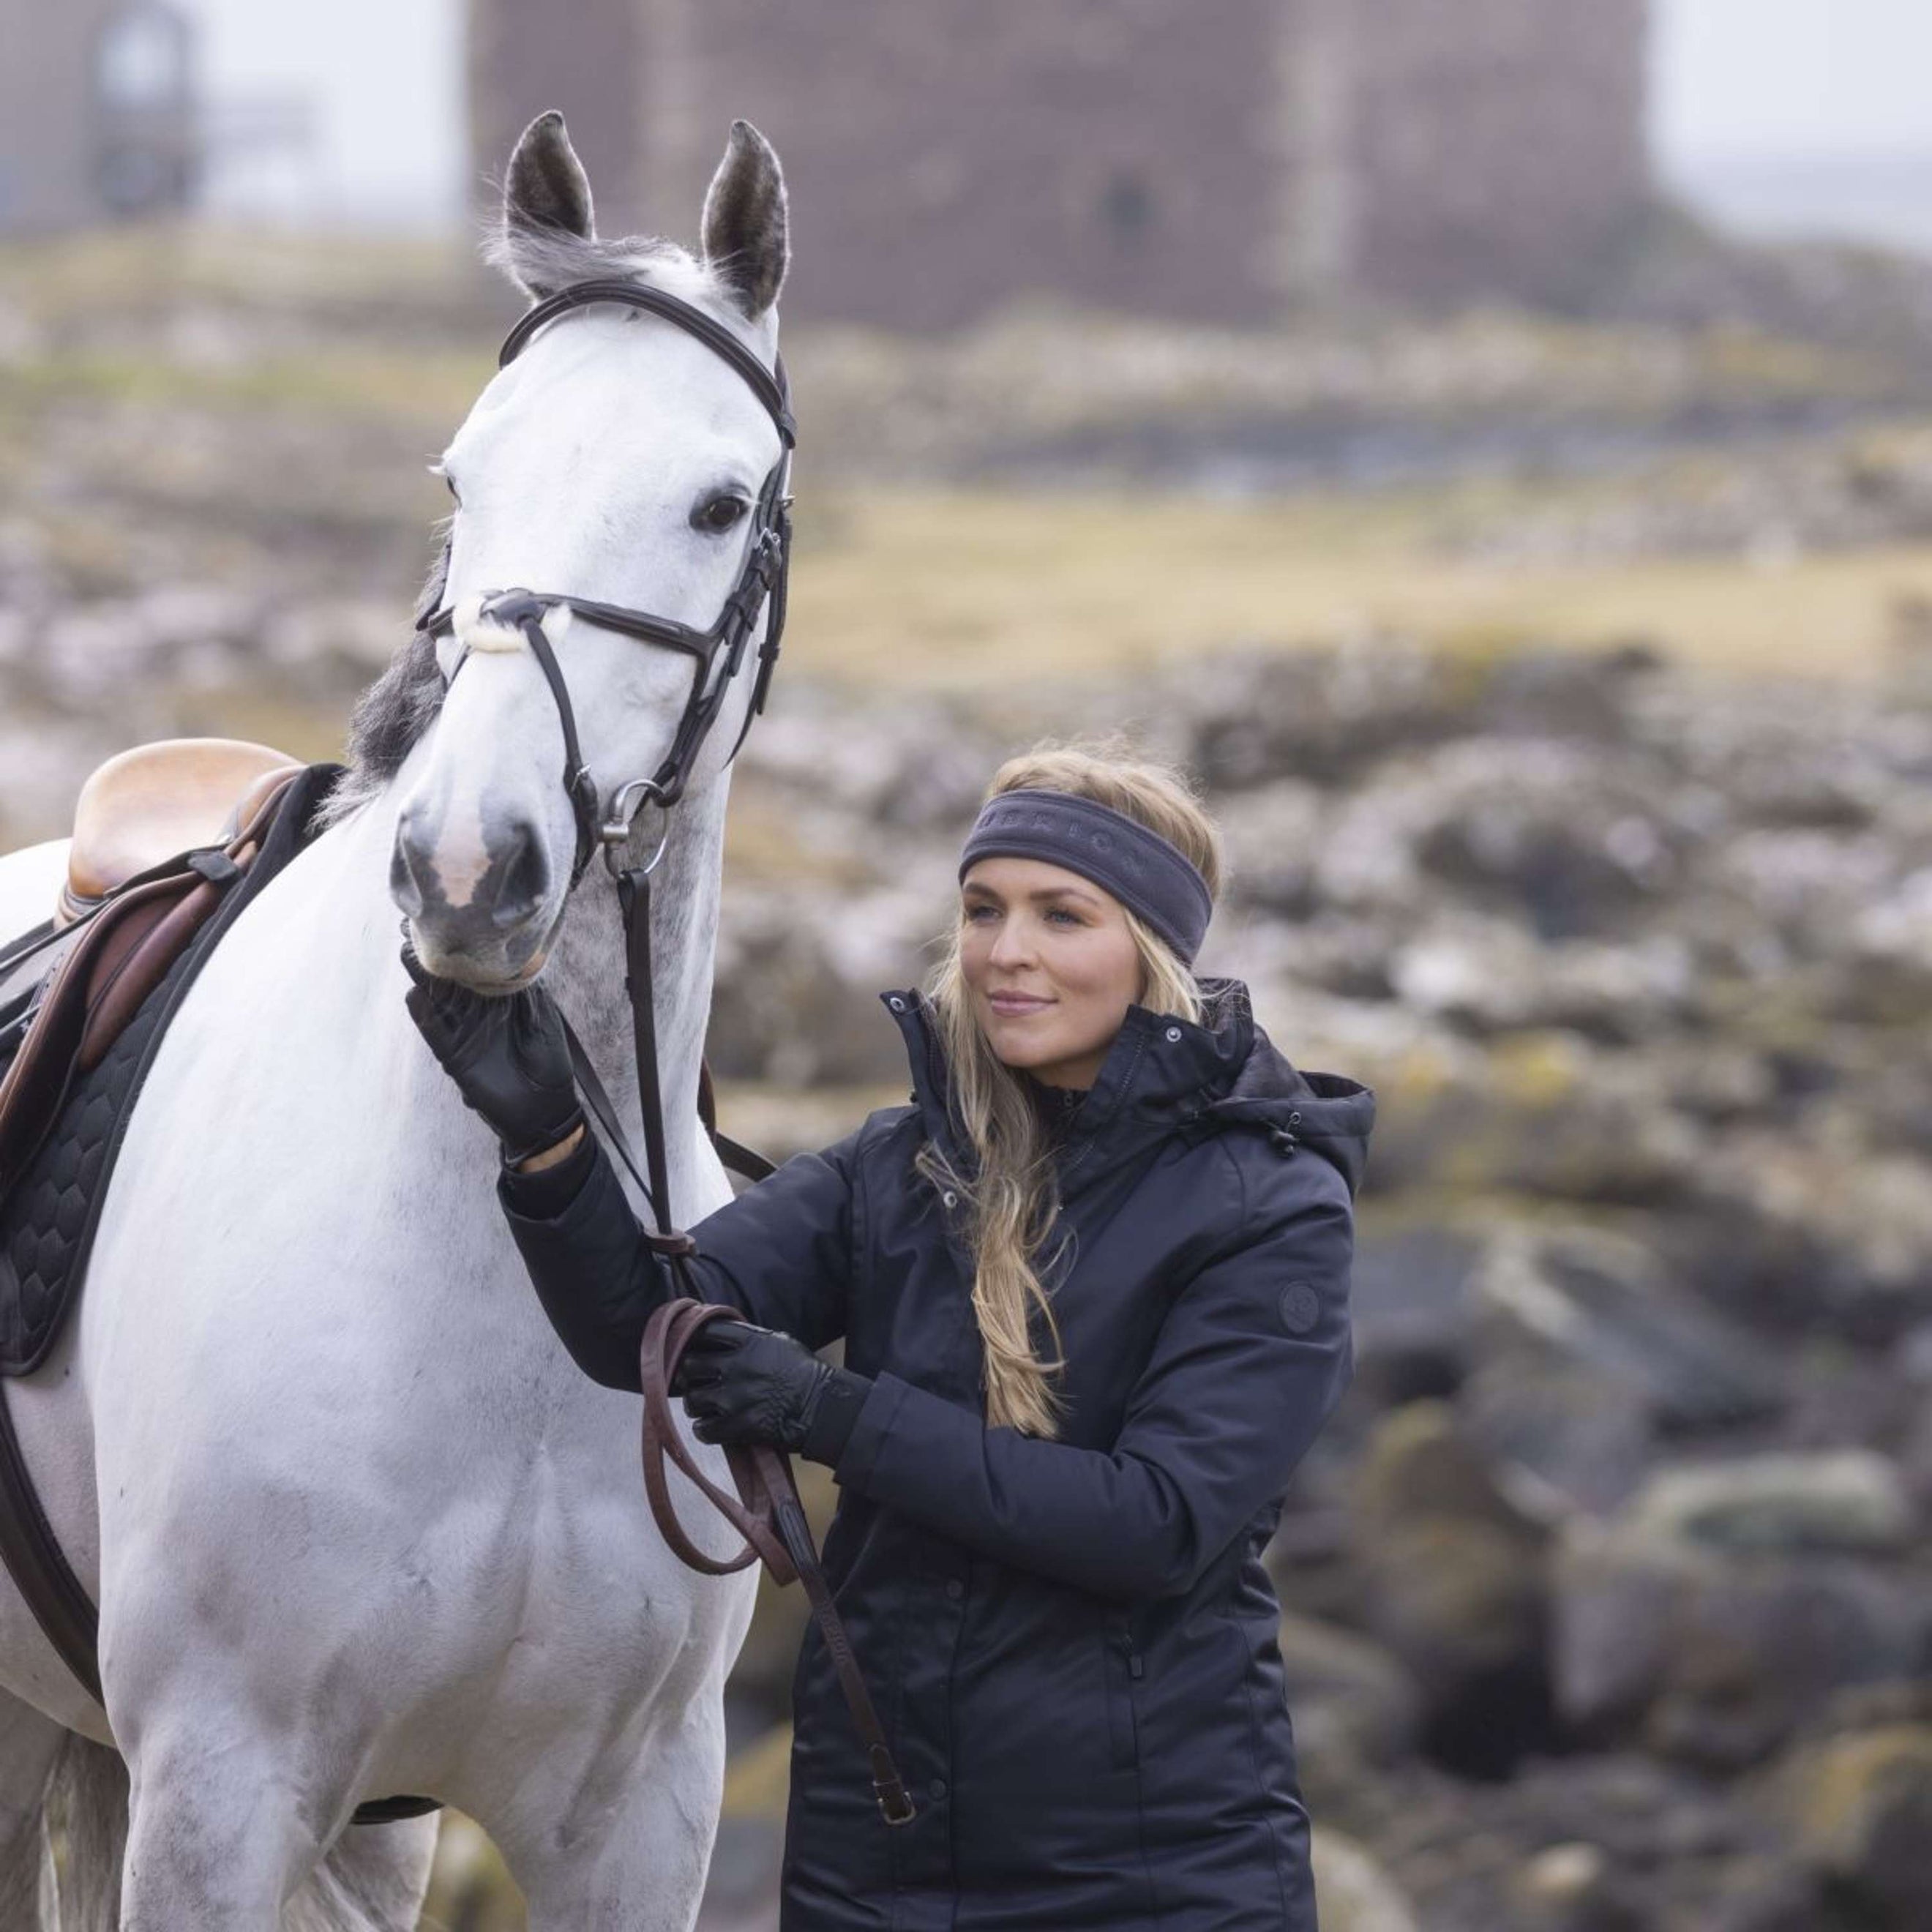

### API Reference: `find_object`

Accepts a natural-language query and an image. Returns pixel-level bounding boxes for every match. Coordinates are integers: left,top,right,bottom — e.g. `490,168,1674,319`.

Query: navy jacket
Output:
498,976,1374,1931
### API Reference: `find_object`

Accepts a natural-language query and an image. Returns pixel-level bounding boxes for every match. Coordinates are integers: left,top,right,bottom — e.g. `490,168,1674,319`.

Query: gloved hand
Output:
400,937,585,1167
678,1317,872,1467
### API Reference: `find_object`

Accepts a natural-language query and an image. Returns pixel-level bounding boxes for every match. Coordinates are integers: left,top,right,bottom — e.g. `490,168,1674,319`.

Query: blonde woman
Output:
405,744,1375,1932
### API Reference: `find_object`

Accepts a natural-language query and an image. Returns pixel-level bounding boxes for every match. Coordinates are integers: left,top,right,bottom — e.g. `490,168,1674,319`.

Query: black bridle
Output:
412,280,916,1827
415,277,796,888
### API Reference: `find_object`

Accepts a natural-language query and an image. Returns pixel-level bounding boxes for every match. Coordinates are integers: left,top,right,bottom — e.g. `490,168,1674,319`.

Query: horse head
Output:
390,110,790,989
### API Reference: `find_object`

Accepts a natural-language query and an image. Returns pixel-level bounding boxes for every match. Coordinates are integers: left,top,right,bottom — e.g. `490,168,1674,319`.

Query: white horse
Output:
0,110,790,1928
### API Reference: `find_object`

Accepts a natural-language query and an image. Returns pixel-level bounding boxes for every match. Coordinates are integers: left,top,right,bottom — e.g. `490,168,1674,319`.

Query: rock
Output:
1218,776,1329,918
1469,641,1666,741
1347,1222,1482,1412
1690,1133,1932,1344
1509,1841,1646,1932
1353,1399,1544,1538
1551,1497,1929,1769
1352,1405,1554,1777
1176,639,1472,791
1697,1857,1827,1932
1459,1357,1655,1515
1388,914,1696,1044
1276,1609,1424,1774
1629,1451,1917,1557
1781,1723,1932,1928
1470,1225,1787,1435
1310,1827,1422,1932
1399,735,1686,940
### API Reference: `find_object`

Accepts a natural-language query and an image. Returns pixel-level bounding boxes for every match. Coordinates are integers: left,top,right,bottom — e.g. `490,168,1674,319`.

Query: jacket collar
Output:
878,975,1374,1199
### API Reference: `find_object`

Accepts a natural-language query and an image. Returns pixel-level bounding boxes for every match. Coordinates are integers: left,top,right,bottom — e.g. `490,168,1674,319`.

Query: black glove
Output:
678,1318,872,1467
400,937,585,1167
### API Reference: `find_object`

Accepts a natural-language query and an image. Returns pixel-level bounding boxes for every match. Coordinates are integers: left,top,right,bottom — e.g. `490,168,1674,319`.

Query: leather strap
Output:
611,863,913,1827
0,1382,100,1699
638,1298,915,1827
498,279,796,447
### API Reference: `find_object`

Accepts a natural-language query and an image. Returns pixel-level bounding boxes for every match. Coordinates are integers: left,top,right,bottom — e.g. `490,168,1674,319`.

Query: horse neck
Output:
539,774,731,1223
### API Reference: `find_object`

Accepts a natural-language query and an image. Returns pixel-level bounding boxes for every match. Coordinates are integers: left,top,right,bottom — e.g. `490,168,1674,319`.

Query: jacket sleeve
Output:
830,1160,1355,1601
495,1120,865,1392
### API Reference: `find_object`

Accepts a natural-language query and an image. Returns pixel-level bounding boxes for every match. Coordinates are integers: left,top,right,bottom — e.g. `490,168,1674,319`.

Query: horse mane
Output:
322,233,733,829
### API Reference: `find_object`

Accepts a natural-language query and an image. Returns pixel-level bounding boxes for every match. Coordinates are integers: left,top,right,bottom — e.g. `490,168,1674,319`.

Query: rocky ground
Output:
656,635,1931,1932
3,227,1930,1931
133,631,1922,1932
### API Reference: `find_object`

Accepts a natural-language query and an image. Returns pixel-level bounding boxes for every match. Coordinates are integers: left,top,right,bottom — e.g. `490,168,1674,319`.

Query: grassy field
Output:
785,483,1932,689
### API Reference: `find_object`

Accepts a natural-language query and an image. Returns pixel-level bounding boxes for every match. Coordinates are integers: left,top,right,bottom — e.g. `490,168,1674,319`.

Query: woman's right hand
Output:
400,938,586,1167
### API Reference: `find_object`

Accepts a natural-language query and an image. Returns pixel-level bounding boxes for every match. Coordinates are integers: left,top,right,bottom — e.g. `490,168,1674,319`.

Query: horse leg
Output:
119,1723,317,1927
0,1690,64,1925
503,1710,729,1932
288,1816,440,1932
119,1710,439,1931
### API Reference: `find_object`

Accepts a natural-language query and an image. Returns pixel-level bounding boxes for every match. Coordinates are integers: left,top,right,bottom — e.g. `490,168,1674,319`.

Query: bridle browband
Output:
411,280,916,1829
416,277,796,888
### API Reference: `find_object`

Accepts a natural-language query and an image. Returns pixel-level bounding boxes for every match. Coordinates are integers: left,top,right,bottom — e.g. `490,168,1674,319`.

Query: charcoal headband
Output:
957,789,1213,965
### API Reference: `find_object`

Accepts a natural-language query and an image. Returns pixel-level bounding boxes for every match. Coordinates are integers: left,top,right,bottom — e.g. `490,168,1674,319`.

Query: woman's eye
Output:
693,494,749,533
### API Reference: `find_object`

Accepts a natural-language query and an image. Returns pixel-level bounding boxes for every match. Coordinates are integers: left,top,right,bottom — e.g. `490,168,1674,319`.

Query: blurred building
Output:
470,0,1652,328
0,0,200,231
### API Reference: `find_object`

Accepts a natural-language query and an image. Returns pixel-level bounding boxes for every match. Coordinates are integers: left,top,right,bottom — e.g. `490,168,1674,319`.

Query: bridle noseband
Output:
415,277,796,889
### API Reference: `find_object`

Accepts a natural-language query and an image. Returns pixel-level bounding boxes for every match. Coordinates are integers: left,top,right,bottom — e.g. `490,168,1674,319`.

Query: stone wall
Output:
471,0,1652,327
468,0,649,241
1341,0,1652,309
0,0,124,231
637,0,1289,332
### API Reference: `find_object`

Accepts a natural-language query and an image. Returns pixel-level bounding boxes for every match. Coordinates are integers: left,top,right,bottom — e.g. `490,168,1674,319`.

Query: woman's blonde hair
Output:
913,738,1226,1439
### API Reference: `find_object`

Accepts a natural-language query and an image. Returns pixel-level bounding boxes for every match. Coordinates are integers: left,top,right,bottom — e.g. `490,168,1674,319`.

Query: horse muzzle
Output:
389,801,558,986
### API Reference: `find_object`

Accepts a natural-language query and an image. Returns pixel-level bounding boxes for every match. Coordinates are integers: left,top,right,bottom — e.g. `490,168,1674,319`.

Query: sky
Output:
180,0,1932,242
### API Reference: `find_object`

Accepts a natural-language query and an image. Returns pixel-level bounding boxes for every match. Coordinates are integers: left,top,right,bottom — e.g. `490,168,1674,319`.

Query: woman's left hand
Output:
678,1319,873,1466
678,1319,840,1450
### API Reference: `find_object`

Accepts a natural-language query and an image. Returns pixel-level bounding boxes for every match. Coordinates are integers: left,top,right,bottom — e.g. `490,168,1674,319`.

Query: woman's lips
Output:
989,992,1052,1014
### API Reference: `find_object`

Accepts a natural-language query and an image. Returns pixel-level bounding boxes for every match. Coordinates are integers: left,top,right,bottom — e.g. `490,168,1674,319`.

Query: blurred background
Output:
5,3,1932,1928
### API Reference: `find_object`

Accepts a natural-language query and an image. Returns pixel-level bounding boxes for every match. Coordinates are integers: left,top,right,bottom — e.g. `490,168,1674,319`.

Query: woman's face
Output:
959,855,1145,1089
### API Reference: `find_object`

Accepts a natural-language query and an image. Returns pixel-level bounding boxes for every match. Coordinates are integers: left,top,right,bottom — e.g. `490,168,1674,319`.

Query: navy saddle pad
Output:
0,763,344,1376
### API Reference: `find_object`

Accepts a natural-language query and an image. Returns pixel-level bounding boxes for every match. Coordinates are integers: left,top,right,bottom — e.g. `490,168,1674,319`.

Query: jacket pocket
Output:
1101,1621,1143,1771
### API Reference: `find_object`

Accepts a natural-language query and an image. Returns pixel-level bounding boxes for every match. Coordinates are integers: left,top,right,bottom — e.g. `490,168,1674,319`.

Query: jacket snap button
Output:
887,995,905,1011
945,1579,964,1601
1164,1025,1183,1043
941,1190,958,1210
929,1778,948,1800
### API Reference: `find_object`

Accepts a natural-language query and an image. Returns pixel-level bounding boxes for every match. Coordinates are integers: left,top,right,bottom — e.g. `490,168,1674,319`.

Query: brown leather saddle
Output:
1,740,304,1196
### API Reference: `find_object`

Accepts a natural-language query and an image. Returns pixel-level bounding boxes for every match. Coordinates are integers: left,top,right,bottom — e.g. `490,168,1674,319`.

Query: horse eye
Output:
693,493,748,534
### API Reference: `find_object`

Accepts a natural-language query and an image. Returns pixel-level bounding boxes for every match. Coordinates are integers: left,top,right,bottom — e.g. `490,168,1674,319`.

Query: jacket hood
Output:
878,975,1375,1199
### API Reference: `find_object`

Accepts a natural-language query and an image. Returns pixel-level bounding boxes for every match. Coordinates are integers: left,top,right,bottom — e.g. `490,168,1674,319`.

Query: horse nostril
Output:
491,819,550,929
389,818,432,919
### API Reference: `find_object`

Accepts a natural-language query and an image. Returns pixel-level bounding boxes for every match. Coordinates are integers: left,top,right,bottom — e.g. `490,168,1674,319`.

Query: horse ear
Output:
700,119,788,320
498,110,596,297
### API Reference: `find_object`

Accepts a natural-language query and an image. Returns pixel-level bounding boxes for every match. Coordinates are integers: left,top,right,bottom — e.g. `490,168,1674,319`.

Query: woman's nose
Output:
989,916,1036,965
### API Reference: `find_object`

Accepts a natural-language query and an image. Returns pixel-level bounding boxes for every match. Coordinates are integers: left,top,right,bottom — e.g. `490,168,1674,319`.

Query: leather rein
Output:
421,280,915,1829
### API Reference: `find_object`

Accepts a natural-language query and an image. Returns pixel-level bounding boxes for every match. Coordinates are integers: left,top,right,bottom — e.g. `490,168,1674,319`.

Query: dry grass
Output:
785,486,1931,689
